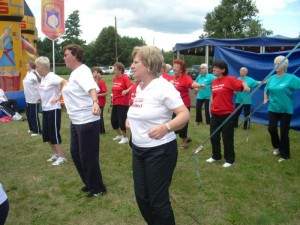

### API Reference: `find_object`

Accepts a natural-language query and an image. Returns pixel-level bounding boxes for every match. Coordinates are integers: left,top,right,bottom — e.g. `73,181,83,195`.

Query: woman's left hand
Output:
148,124,168,140
92,103,101,116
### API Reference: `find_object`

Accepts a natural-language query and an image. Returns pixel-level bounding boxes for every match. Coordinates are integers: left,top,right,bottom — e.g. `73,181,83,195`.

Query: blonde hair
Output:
274,55,289,72
132,46,164,78
35,56,50,70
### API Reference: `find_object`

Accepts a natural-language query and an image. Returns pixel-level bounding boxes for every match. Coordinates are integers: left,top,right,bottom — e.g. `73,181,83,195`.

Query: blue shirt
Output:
195,73,216,99
264,73,300,114
235,76,259,104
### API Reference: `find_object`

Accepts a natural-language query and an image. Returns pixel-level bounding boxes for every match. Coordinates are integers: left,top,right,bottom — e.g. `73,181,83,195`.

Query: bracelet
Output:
93,100,99,104
166,123,171,132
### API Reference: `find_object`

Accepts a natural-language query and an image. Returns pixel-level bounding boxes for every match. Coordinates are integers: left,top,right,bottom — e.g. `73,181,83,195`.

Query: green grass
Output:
1,75,299,225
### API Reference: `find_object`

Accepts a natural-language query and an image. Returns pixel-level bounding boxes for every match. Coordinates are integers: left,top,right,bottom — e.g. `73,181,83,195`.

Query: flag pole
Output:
52,40,55,73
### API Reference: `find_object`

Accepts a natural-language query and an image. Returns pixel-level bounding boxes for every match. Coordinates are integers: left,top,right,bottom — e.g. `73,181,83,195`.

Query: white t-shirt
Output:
0,89,6,103
23,71,40,103
38,72,62,111
0,183,8,205
62,64,100,125
127,77,184,148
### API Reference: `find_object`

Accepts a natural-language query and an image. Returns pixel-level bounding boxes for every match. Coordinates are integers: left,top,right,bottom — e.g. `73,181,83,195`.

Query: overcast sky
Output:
25,0,300,51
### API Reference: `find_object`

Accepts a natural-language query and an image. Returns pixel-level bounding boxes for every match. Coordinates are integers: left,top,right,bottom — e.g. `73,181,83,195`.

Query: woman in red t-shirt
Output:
92,67,108,134
111,62,133,144
170,59,205,149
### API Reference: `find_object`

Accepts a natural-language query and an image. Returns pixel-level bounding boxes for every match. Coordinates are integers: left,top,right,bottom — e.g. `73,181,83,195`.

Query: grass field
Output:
0,75,299,225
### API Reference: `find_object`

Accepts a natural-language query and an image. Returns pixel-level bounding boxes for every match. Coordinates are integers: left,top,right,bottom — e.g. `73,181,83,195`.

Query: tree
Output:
203,0,272,38
60,10,86,47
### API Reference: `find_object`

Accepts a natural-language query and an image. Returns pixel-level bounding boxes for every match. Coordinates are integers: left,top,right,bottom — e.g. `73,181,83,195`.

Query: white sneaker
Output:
278,158,287,163
47,154,59,162
52,157,67,166
223,162,234,168
118,137,129,144
113,135,122,141
273,149,280,156
28,130,32,133
31,133,39,137
206,157,218,163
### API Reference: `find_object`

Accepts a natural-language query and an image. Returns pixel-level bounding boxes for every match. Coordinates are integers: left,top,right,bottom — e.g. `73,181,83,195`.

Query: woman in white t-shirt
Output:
126,46,189,225
62,44,106,197
0,183,9,225
36,56,68,166
23,60,42,136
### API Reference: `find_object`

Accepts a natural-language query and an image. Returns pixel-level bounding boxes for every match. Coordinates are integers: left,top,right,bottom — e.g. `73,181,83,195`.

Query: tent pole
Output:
205,45,209,66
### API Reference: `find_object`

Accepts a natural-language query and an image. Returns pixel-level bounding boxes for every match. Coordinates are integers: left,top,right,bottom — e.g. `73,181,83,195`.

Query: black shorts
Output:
110,105,129,131
42,109,62,144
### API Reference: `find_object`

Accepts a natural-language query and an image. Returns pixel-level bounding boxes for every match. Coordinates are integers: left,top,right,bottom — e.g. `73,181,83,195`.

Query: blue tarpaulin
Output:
214,46,300,130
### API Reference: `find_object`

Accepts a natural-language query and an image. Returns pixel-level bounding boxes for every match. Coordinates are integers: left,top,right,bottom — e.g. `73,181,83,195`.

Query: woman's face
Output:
131,53,148,81
93,70,99,82
63,49,77,70
26,63,31,71
213,66,224,77
173,63,182,76
113,66,122,76
274,58,285,73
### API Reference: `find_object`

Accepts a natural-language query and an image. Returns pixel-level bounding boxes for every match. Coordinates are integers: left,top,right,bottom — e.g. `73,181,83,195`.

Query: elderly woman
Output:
195,63,216,125
127,46,189,225
264,55,300,162
23,60,42,136
171,59,205,149
36,56,67,166
62,44,106,197
111,62,133,144
207,60,250,168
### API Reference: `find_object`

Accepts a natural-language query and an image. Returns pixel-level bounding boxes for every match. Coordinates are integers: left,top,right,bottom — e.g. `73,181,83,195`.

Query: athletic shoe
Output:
273,149,280,156
12,113,23,121
47,154,59,162
113,135,122,141
278,158,287,163
206,157,219,163
52,157,67,166
118,137,129,144
31,133,39,137
28,130,32,133
86,191,107,198
223,162,234,168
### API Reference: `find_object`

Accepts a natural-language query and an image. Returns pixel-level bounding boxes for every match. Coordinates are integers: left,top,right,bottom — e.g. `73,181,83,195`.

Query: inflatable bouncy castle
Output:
0,0,38,112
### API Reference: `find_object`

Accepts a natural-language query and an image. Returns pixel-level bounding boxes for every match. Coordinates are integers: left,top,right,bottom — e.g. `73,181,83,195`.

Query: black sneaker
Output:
86,191,107,198
81,186,90,193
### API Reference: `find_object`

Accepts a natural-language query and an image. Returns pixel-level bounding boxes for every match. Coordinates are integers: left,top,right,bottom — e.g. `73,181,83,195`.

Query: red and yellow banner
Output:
41,0,65,40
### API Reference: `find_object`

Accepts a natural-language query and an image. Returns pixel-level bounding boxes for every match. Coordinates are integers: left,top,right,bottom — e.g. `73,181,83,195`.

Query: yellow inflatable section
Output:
0,0,38,91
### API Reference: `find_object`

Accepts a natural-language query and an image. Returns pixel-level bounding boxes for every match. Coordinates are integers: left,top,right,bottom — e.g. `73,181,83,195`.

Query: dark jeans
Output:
0,199,9,225
132,140,177,225
235,104,251,129
0,99,18,112
70,120,106,194
196,99,210,124
100,106,105,134
210,114,235,164
268,111,292,159
26,103,42,134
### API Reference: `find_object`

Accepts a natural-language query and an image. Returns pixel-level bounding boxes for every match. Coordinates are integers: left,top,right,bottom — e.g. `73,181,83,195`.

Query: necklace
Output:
174,74,181,82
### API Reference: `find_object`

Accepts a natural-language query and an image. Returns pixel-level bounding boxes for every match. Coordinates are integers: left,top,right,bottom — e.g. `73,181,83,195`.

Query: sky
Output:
25,0,300,51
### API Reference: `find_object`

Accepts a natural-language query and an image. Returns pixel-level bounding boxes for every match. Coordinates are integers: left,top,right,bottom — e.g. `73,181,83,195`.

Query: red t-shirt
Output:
97,79,107,107
172,74,194,107
128,82,139,106
211,76,243,115
111,74,133,106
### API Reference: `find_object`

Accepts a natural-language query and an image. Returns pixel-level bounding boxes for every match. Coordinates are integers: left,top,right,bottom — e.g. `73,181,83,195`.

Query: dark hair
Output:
63,44,84,63
92,67,103,75
213,60,228,76
173,59,186,74
27,60,36,69
113,62,125,74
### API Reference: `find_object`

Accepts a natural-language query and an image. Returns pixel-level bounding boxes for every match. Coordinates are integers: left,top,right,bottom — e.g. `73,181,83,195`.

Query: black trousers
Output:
0,199,9,225
210,114,235,164
99,106,105,134
70,120,106,194
196,99,210,124
132,140,177,225
0,104,15,117
268,111,292,159
0,99,18,112
173,107,190,139
235,103,251,129
26,103,42,134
